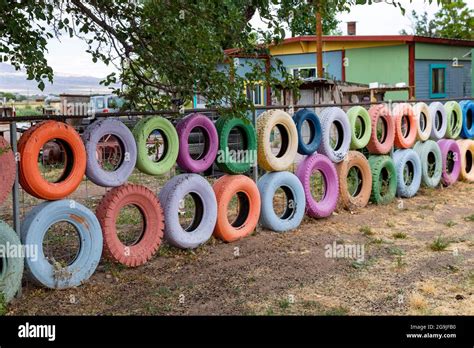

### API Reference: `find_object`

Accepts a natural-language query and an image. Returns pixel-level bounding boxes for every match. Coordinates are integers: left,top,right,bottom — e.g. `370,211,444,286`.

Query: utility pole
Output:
315,4,323,78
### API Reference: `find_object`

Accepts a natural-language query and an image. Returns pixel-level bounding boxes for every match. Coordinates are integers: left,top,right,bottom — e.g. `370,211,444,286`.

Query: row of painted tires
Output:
1,99,472,203
2,137,473,298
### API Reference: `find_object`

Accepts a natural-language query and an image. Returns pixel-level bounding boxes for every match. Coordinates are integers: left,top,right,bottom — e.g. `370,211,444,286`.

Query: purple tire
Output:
83,119,137,187
296,154,339,218
437,139,461,186
176,113,218,173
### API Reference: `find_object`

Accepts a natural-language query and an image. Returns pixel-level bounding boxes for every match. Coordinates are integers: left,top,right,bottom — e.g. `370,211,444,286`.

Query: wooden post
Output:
316,10,323,78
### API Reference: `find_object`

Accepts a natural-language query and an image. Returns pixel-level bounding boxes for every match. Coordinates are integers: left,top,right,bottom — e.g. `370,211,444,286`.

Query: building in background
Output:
218,35,474,106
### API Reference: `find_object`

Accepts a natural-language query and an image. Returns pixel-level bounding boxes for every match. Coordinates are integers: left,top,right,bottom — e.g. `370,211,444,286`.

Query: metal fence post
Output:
252,108,258,183
9,121,21,298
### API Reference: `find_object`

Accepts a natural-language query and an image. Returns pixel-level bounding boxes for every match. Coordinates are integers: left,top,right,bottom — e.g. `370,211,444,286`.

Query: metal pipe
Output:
0,97,472,122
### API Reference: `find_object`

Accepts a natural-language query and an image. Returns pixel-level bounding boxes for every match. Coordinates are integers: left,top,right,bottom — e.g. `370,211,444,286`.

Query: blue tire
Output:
293,109,322,155
21,200,103,289
257,171,306,232
393,149,422,198
459,100,474,139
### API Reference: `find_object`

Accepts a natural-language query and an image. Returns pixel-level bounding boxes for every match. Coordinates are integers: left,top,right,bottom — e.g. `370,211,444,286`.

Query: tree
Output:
432,0,473,39
0,0,450,111
400,1,473,39
400,10,437,36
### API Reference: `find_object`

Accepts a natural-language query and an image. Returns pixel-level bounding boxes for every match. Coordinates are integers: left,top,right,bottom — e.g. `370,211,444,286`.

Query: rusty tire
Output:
96,184,164,267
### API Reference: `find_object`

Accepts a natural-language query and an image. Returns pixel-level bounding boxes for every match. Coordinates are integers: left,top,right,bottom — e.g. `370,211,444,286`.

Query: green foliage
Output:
0,0,450,108
400,1,473,39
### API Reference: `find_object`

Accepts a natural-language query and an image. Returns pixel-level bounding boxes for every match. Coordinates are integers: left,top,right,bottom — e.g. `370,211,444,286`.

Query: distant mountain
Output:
0,63,120,95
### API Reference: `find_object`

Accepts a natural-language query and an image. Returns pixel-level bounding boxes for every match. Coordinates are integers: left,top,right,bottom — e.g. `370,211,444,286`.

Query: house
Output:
210,35,474,107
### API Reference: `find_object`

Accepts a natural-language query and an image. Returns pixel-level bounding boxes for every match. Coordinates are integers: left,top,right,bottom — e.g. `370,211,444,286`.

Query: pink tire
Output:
296,154,339,218
176,113,218,173
437,139,461,186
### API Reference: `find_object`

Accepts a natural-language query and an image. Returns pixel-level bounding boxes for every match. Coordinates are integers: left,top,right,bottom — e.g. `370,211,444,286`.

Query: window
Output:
292,67,317,79
94,97,105,109
245,83,264,106
430,64,447,98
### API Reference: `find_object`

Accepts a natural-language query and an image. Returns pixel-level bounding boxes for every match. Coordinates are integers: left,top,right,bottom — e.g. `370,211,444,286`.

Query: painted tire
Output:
437,139,461,186
257,171,305,232
336,151,372,210
413,140,442,188
393,149,422,198
19,121,86,200
366,105,395,155
133,116,179,176
176,113,218,173
292,109,322,155
96,184,164,267
347,106,372,150
257,110,298,171
213,175,260,241
444,101,463,139
429,102,448,140
456,139,474,182
459,100,474,139
413,102,432,141
368,155,397,205
317,107,351,162
21,200,103,289
0,221,23,303
296,154,339,218
159,174,217,249
83,119,137,187
216,116,257,174
393,103,417,149
0,136,15,206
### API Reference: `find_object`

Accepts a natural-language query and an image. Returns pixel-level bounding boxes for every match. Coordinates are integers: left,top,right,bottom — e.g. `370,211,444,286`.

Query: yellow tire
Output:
456,139,474,182
257,110,298,172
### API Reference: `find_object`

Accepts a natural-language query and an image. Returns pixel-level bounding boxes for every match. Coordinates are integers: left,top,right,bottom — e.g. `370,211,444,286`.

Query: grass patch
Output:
388,246,405,256
324,306,349,316
359,225,374,236
430,236,450,251
386,221,396,228
445,220,457,228
0,294,6,316
464,214,474,222
278,298,291,309
392,232,407,239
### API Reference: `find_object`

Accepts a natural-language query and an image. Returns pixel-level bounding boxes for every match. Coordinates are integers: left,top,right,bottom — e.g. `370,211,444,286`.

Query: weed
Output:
464,214,474,222
359,225,374,236
430,236,450,251
445,220,457,228
392,232,407,239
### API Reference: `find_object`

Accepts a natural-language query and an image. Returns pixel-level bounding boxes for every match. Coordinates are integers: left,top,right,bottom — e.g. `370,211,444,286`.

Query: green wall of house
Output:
415,43,472,61
345,45,409,100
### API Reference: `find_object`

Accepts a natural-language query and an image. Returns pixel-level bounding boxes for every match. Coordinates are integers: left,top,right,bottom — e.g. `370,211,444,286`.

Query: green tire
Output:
444,101,463,139
133,116,179,176
368,155,397,205
347,106,372,150
0,221,23,303
215,116,257,174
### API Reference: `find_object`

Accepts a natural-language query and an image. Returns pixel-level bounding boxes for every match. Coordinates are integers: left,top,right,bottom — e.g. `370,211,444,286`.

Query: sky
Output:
18,0,474,79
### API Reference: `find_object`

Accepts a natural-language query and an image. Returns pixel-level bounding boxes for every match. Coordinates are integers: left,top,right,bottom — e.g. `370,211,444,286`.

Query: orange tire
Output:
213,175,261,242
336,151,372,210
393,103,417,149
19,121,86,200
18,121,56,198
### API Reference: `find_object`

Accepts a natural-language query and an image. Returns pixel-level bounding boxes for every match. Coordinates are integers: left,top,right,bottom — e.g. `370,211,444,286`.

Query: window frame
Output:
429,64,447,99
244,81,265,106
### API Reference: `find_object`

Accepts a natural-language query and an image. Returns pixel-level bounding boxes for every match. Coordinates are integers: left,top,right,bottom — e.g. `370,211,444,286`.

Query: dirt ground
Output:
4,179,474,316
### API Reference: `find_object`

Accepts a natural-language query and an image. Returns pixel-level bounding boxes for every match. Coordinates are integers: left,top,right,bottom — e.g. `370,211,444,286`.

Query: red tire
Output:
366,105,395,155
96,184,164,267
0,136,16,206
393,103,417,149
213,175,260,242
19,121,86,200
